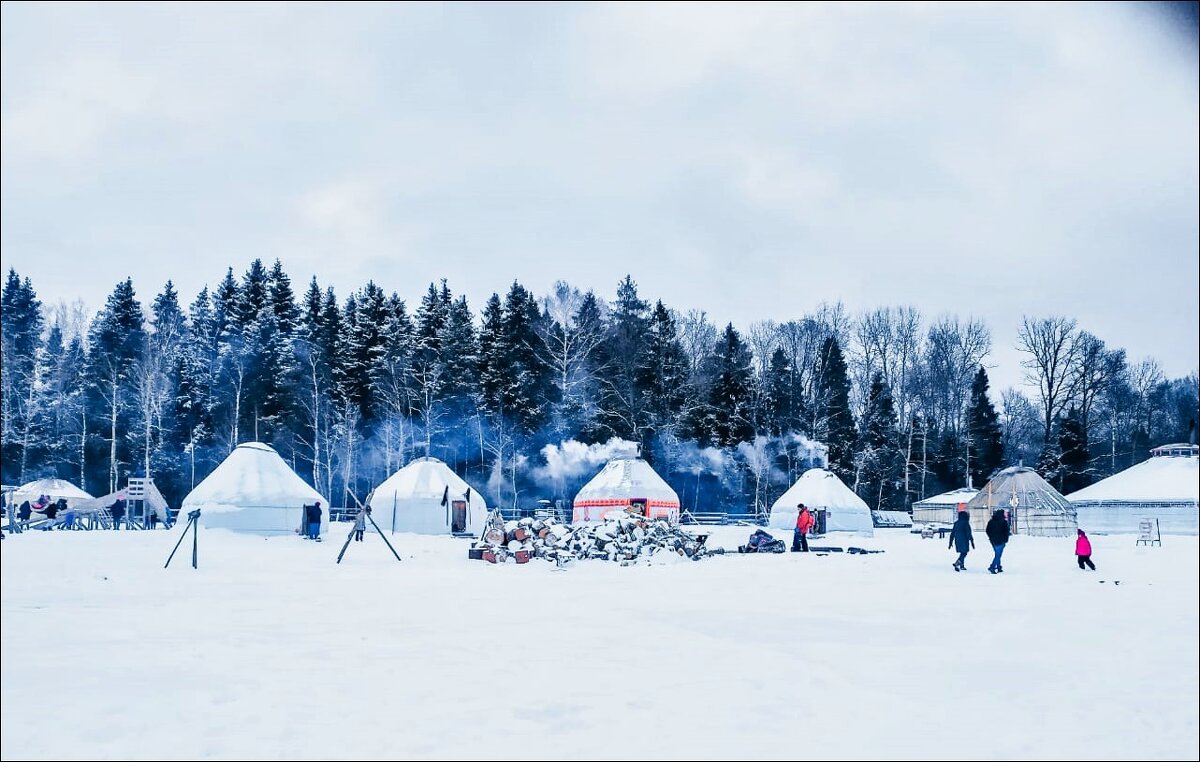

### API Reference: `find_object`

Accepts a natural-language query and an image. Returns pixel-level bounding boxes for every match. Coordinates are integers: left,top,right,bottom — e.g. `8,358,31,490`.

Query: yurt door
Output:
630,499,647,517
451,500,467,533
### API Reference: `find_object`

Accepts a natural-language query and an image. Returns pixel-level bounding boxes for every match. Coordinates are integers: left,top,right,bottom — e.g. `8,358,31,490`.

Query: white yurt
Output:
768,468,874,535
1067,444,1198,535
181,442,328,535
912,487,979,526
367,457,487,534
572,457,680,524
10,477,93,508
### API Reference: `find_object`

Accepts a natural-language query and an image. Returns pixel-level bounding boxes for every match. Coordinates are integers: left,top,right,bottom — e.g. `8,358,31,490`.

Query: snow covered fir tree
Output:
1,264,1195,518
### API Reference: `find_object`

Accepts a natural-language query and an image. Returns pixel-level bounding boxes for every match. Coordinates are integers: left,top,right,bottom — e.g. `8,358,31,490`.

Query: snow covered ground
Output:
2,524,1197,760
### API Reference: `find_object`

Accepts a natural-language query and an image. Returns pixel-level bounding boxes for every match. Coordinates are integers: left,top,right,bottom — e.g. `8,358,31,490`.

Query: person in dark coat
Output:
44,500,60,520
110,498,126,530
306,501,322,541
57,499,76,530
985,509,1010,574
18,500,32,522
948,510,975,571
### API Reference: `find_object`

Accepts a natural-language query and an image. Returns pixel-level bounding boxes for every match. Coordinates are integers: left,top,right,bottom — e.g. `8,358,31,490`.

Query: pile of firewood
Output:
471,512,721,566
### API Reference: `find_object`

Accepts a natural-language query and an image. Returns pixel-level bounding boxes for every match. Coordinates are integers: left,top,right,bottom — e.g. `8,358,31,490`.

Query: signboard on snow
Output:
1136,518,1162,547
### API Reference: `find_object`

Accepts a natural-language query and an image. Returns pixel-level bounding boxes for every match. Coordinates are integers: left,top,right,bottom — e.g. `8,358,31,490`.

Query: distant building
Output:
912,487,978,526
1067,443,1198,535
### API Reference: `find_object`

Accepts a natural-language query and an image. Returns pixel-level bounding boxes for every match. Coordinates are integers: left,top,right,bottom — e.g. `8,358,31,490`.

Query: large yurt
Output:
768,468,874,535
181,442,328,535
1067,444,1198,535
367,457,487,534
966,466,1075,537
572,457,680,524
912,487,979,526
9,477,93,508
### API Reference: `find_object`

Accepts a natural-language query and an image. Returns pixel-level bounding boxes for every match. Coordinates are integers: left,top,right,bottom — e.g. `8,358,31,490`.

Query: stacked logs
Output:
471,512,721,566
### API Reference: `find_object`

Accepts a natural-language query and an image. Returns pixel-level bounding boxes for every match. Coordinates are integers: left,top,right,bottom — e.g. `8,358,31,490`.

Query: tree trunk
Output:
19,378,35,483
144,394,152,481
920,422,928,500
311,372,320,490
110,378,119,493
79,408,87,490
903,427,914,509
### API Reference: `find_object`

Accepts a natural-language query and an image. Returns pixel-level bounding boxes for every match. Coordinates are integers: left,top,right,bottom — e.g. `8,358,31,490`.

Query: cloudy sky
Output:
2,2,1197,391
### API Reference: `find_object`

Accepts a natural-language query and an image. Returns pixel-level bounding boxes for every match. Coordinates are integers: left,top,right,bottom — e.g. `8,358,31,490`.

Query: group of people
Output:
947,509,1098,572
297,502,373,542
9,495,74,529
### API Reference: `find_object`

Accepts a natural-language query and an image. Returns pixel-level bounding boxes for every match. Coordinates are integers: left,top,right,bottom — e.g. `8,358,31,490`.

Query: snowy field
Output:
2,524,1197,761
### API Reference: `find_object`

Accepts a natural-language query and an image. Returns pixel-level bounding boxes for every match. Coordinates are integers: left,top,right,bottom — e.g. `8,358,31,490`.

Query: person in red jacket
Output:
793,504,814,552
1075,528,1096,570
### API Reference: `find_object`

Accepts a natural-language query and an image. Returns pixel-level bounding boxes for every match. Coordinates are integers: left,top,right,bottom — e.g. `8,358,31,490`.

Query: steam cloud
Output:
533,438,640,489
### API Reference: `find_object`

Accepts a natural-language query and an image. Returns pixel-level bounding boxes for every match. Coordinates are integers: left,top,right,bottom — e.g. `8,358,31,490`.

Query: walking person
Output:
793,503,814,552
353,506,366,542
985,509,1010,574
948,510,975,571
1076,528,1096,570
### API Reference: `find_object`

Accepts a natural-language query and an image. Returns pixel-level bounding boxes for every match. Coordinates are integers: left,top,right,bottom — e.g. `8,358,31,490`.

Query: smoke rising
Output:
533,438,640,490
792,433,828,469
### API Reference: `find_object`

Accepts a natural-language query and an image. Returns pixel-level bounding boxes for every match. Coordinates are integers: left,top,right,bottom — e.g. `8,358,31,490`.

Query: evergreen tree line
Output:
1,266,1195,516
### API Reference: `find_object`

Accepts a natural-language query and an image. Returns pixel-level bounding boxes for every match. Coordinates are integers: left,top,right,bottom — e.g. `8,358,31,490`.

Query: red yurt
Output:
571,457,680,524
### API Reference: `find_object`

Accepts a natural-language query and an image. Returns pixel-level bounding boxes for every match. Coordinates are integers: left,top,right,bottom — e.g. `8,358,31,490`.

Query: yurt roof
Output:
966,467,1072,513
574,458,679,506
181,442,325,513
1067,455,1199,504
370,457,484,503
10,478,93,505
913,487,979,507
771,468,870,511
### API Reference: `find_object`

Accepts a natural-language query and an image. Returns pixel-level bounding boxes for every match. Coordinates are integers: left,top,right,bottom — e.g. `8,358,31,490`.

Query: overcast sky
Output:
2,2,1197,392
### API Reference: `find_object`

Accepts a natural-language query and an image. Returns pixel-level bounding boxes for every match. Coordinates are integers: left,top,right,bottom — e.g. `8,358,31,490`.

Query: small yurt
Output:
367,457,487,534
572,457,680,524
181,442,328,535
768,468,874,535
912,487,979,526
10,477,93,508
967,466,1075,537
1067,444,1198,535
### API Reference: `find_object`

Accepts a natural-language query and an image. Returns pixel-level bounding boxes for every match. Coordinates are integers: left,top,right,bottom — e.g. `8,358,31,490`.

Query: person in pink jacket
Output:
1075,529,1096,570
